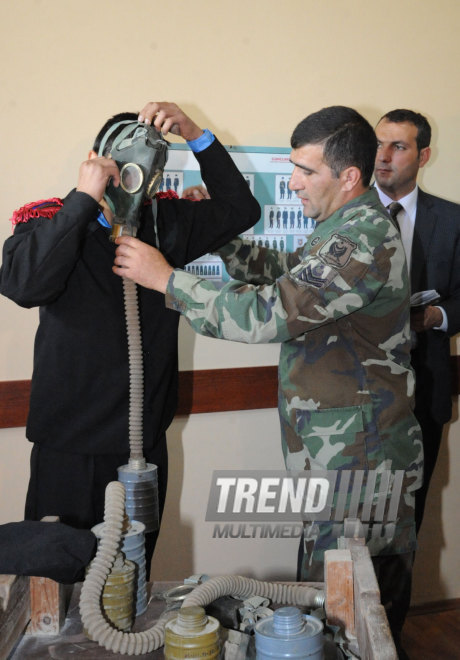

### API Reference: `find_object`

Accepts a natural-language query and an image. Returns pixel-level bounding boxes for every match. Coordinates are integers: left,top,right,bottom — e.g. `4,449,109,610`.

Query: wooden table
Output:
1,542,397,659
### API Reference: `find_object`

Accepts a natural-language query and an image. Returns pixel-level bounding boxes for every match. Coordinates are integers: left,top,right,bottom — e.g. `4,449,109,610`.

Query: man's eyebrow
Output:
377,139,410,147
289,158,317,173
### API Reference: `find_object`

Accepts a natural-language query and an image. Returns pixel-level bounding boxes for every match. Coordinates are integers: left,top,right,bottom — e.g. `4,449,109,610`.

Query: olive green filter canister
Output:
83,555,136,638
164,606,221,659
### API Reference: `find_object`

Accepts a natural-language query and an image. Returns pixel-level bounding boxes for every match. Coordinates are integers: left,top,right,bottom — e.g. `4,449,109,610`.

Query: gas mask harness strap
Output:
97,119,139,158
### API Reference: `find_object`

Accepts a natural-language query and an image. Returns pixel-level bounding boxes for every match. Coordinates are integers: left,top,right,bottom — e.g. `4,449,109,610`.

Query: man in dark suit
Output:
374,109,460,533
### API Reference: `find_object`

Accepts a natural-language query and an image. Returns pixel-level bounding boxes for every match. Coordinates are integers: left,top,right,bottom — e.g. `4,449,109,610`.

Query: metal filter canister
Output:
164,606,220,659
84,557,136,636
118,462,159,533
92,520,148,616
255,606,324,659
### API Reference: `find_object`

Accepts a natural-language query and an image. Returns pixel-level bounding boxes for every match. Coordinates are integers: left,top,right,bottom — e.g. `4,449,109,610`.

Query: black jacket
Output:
0,138,260,454
411,189,460,424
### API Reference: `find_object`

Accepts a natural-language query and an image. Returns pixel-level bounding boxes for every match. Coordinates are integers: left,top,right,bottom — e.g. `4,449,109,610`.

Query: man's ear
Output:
88,149,98,160
419,146,431,169
340,165,361,192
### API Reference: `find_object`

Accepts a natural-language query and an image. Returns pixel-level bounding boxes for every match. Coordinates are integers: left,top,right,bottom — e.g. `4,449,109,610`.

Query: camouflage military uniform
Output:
165,188,423,577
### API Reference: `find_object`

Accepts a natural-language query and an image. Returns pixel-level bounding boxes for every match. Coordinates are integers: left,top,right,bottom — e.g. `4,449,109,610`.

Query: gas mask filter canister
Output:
98,120,168,240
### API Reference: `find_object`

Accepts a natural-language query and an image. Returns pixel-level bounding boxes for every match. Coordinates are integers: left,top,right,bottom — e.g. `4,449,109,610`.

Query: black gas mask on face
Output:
98,120,168,240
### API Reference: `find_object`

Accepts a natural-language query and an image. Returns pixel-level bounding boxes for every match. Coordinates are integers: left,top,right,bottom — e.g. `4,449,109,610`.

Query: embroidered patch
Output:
293,260,335,288
319,234,357,268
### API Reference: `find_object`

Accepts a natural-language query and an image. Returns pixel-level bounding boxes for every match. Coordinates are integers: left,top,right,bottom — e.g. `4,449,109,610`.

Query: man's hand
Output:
76,157,120,203
138,101,203,142
113,236,173,293
182,184,211,200
411,305,443,332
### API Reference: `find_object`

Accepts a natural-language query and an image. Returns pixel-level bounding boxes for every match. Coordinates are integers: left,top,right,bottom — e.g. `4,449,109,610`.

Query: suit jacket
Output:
411,188,460,424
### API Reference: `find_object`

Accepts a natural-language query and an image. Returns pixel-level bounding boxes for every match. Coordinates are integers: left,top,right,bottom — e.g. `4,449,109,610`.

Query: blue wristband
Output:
187,128,215,153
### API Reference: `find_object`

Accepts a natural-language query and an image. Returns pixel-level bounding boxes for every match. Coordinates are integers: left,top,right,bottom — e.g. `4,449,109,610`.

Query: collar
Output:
319,188,381,230
374,183,418,222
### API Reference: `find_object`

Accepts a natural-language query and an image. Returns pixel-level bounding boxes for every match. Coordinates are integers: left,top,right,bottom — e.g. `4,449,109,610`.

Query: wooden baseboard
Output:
408,598,460,616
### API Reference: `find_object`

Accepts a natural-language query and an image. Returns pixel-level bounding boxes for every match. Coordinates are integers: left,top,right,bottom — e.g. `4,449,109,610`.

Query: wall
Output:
0,0,459,605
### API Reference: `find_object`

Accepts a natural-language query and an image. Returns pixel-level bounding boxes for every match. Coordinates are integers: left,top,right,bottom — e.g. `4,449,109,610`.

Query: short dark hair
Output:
378,109,431,152
290,106,377,187
93,112,138,155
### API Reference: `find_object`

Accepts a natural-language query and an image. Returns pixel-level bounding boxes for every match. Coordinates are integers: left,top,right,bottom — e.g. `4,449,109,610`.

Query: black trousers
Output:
413,404,444,533
372,552,413,660
24,437,168,578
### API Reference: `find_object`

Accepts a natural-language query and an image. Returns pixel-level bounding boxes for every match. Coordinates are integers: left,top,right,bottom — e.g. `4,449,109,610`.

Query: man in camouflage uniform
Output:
113,106,422,656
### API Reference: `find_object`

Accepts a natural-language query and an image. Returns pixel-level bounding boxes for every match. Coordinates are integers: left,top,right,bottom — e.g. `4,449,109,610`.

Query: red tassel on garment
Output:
10,189,179,228
10,198,64,227
156,190,179,200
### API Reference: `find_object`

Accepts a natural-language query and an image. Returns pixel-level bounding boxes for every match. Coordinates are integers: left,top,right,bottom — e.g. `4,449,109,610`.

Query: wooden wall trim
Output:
1,356,459,430
0,380,30,429
176,366,278,415
0,366,279,430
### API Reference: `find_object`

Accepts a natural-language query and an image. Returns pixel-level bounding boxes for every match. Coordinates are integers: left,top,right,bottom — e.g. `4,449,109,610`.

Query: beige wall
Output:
0,0,459,605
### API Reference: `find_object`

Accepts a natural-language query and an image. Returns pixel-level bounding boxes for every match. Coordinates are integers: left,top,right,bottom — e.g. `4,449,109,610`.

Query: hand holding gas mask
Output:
95,102,204,240
76,156,121,204
138,101,204,142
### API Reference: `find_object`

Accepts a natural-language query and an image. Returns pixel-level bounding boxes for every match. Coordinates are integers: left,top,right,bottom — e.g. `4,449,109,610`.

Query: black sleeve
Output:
0,521,96,584
441,216,460,337
156,138,260,267
0,191,100,308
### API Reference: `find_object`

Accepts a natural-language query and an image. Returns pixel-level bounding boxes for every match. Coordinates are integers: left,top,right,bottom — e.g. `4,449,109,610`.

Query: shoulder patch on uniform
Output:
292,259,336,289
10,198,64,227
318,233,357,268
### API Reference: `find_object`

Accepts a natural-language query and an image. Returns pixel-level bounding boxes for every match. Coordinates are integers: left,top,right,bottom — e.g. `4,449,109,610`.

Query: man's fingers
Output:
112,264,129,278
138,102,160,124
115,236,139,248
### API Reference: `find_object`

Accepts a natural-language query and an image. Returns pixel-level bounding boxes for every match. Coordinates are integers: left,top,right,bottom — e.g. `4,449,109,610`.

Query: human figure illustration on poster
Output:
161,171,184,197
163,145,315,283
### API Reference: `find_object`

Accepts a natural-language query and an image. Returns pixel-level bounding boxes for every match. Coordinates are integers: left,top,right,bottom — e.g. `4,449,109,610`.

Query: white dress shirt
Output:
375,183,417,272
374,183,447,332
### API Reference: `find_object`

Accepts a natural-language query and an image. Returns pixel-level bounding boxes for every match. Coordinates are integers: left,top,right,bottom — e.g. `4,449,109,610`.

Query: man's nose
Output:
288,171,298,190
377,146,391,162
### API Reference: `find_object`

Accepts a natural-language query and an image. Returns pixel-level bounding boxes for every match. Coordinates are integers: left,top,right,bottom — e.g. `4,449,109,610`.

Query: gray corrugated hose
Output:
122,278,145,469
181,575,325,611
79,481,174,655
79,481,325,656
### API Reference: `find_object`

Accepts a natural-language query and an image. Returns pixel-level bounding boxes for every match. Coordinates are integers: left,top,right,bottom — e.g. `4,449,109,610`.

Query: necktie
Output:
387,202,403,231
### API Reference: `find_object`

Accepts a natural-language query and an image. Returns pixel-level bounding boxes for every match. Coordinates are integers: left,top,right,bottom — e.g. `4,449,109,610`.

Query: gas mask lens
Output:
120,163,144,194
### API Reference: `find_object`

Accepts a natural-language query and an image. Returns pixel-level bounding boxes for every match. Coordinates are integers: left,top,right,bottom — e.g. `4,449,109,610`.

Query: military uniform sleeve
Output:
0,191,100,308
214,237,303,284
165,228,398,344
156,139,260,266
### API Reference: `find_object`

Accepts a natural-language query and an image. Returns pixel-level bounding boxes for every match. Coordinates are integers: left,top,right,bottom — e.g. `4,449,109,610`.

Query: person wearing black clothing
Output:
0,101,260,572
374,109,460,533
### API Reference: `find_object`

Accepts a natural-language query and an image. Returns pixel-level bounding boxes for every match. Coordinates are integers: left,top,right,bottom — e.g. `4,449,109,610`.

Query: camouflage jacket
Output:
166,189,423,555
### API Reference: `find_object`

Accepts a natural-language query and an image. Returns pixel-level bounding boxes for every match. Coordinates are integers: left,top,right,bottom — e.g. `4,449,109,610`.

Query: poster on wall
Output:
162,144,316,283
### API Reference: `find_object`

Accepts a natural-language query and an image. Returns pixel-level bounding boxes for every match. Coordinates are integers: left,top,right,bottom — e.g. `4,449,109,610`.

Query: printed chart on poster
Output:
163,144,316,283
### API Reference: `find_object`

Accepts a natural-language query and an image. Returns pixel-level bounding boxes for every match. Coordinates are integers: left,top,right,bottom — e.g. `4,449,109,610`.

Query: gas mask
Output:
98,120,168,240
